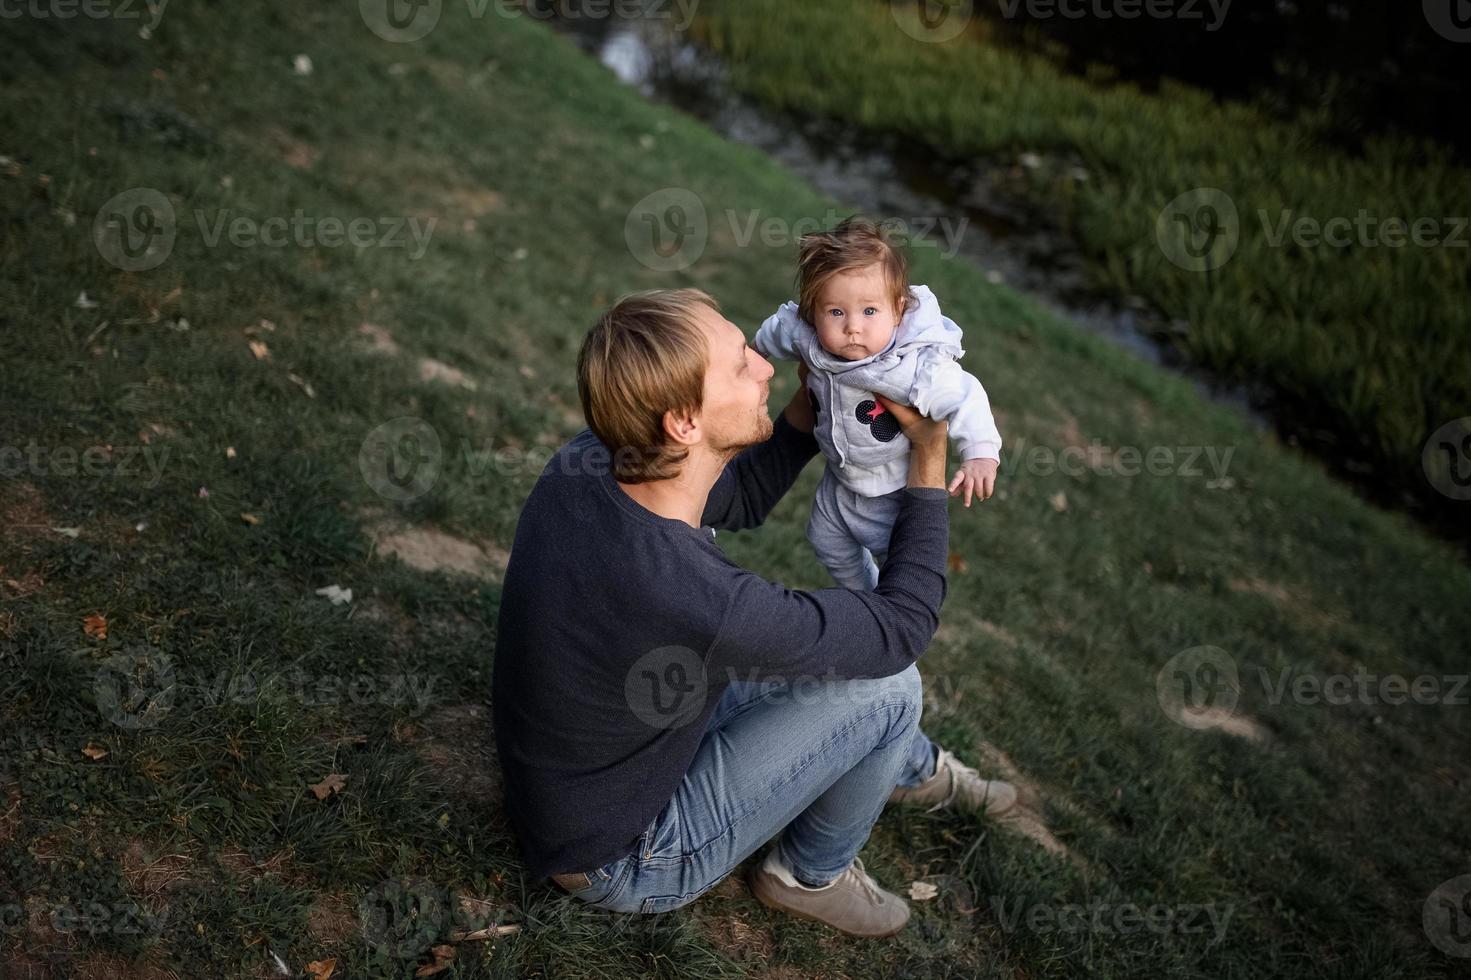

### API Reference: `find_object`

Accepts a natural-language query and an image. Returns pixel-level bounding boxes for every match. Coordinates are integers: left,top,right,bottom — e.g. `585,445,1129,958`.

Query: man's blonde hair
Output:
576,289,718,483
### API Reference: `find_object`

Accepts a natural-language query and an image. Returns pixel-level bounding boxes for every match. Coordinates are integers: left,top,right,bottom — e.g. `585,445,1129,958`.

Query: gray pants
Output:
807,464,908,591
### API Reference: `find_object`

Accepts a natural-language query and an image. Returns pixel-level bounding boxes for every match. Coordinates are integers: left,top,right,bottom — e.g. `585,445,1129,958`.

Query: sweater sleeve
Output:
911,357,1002,462
752,305,807,362
706,488,950,682
700,411,820,532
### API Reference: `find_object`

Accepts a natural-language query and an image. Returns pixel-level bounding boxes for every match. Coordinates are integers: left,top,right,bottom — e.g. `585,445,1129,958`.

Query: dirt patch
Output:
418,357,479,391
0,783,20,843
263,126,321,170
1228,578,1343,634
372,525,509,580
120,840,195,905
357,322,401,356
417,704,500,806
306,892,358,945
701,913,774,965
972,741,1082,865
1178,705,1269,743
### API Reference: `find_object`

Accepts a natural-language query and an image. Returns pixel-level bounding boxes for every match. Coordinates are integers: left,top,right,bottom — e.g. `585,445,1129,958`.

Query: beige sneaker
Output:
748,848,910,937
888,747,1018,817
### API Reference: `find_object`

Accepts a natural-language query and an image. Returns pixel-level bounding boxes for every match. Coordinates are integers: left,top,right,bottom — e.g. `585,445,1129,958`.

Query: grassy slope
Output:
696,0,1471,509
0,3,1468,979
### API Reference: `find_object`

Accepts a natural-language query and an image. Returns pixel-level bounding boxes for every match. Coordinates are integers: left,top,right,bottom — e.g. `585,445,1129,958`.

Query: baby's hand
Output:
948,457,998,507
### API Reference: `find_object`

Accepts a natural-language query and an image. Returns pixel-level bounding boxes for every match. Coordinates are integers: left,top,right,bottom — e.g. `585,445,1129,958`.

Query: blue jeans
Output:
566,665,937,914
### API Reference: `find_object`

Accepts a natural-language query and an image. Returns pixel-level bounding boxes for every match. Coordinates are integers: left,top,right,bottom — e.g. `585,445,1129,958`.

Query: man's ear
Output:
661,407,701,448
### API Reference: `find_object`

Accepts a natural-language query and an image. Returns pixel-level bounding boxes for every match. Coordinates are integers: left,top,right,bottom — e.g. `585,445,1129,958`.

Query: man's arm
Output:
706,407,952,682
700,377,820,532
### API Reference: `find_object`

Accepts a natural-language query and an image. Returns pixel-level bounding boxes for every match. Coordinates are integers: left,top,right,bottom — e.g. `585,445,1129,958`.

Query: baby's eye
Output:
864,307,878,316
828,309,843,318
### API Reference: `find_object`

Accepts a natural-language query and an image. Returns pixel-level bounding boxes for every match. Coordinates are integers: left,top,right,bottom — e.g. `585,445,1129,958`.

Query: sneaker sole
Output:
747,869,908,938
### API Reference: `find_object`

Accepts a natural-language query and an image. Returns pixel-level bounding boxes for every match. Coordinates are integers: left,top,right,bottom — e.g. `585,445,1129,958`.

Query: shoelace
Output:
843,857,887,906
927,749,989,814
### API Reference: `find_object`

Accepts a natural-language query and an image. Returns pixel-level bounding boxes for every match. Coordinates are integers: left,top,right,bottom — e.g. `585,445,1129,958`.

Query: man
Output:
492,289,1016,937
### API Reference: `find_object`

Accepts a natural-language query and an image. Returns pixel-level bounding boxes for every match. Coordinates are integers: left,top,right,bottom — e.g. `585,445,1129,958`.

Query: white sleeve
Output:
752,307,805,362
910,357,1002,462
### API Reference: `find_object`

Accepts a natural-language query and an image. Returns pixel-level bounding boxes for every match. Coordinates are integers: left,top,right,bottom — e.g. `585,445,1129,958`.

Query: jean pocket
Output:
638,798,684,867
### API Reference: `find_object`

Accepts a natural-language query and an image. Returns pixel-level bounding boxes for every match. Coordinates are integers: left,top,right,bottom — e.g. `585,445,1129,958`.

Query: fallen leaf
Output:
304,959,336,980
293,54,314,76
51,526,81,538
416,946,454,977
908,880,939,901
947,551,968,574
240,512,262,526
81,744,109,761
314,584,353,606
83,613,108,639
1048,491,1068,513
287,372,316,398
248,340,271,360
308,773,348,800
226,446,237,459
75,291,100,309
198,486,210,499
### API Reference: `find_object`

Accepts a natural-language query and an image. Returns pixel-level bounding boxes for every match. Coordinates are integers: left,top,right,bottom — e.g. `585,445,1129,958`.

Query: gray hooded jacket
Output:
753,285,1002,497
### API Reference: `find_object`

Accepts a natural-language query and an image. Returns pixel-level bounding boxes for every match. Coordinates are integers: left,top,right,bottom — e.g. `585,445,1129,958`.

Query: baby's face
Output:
813,264,900,361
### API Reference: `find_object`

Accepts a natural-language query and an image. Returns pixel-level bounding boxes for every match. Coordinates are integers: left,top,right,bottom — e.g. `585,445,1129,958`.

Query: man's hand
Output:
781,360,816,433
948,457,998,507
881,397,949,490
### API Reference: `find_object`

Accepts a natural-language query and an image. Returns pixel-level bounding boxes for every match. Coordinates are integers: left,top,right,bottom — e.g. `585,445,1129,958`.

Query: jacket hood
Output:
785,285,965,374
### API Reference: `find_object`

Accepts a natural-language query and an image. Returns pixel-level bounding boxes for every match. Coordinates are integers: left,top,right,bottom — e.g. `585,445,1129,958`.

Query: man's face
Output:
697,303,774,457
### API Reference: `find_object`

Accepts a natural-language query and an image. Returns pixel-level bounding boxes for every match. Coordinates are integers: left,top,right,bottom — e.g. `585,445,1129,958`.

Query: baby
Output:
753,217,1001,591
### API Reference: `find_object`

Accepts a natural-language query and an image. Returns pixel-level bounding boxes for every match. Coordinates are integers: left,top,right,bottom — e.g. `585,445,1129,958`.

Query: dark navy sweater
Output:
491,412,951,880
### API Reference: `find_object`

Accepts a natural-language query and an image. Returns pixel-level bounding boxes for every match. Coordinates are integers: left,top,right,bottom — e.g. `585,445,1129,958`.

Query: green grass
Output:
1,2,1470,978
694,0,1471,513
